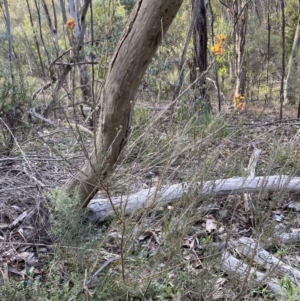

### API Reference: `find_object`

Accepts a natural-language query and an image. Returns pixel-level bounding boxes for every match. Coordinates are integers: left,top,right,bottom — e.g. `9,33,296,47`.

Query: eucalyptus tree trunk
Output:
41,0,60,56
69,0,92,104
279,0,285,119
191,0,209,110
25,0,46,77
64,0,184,205
219,0,249,97
3,0,13,66
234,0,249,97
59,0,67,24
284,14,300,105
2,0,16,155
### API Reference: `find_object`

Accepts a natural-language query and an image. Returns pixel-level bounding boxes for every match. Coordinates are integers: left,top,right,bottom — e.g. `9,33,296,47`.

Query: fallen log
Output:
234,237,300,283
87,175,300,222
221,251,284,297
220,235,300,298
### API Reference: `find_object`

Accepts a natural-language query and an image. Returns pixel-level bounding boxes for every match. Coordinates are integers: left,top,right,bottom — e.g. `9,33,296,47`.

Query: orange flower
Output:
210,44,223,55
237,102,246,111
233,94,246,111
66,17,76,29
211,34,226,55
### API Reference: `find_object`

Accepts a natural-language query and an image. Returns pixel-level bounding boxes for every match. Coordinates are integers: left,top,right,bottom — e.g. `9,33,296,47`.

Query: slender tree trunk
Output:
34,0,51,65
279,0,285,119
173,4,197,100
64,0,184,205
284,14,300,105
41,0,60,56
59,0,67,24
234,0,249,97
25,0,46,77
219,0,250,98
266,0,271,85
2,0,16,155
208,0,221,111
191,0,209,110
43,0,91,118
73,0,92,103
3,0,14,72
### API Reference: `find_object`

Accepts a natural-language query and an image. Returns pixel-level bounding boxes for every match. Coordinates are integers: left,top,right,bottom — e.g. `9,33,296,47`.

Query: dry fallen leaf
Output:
206,215,217,233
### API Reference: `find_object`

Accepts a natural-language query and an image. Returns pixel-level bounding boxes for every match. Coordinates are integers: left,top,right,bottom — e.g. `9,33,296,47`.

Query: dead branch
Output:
222,251,284,297
87,175,300,222
28,108,57,126
233,237,300,282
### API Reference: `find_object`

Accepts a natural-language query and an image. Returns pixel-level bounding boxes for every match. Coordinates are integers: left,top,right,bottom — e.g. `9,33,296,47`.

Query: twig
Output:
55,61,98,66
206,77,226,101
32,82,53,100
28,108,57,126
0,156,81,162
242,118,300,127
63,123,94,136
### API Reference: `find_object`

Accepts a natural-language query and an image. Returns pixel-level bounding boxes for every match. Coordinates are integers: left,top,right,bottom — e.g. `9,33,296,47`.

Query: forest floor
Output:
1,99,300,300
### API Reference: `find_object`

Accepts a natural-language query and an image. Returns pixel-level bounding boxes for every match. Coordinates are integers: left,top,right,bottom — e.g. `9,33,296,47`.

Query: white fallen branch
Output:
28,108,93,136
201,230,300,252
221,251,284,297
220,236,300,298
234,237,300,283
28,108,57,126
87,175,300,222
272,231,300,245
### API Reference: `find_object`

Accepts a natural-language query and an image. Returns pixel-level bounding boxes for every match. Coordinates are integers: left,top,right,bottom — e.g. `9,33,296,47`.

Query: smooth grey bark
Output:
87,175,300,222
284,14,300,105
59,0,68,24
64,0,184,205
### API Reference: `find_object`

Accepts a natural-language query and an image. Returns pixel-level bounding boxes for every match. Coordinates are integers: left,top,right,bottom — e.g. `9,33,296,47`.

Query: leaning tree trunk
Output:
64,0,184,205
284,13,300,105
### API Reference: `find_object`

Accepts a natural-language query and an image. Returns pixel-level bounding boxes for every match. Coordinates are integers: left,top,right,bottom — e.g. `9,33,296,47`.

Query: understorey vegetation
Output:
1,1,300,300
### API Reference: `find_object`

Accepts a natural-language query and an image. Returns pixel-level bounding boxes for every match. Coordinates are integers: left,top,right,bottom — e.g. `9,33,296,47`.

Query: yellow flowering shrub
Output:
210,34,226,55
233,94,246,111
